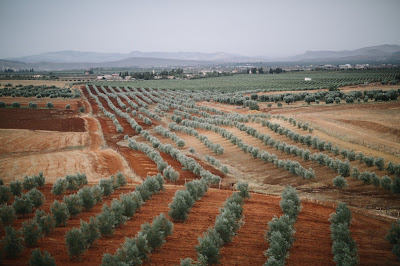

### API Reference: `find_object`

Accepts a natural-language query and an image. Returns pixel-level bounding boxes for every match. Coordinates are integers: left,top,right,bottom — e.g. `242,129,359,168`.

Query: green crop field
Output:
89,70,399,91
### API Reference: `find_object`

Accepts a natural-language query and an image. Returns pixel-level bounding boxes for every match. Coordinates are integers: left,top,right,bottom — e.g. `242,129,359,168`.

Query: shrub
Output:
120,193,138,218
22,219,42,247
50,200,70,227
29,102,38,108
99,178,114,197
78,186,96,210
381,176,392,191
29,249,56,266
141,213,173,251
65,227,87,260
189,147,195,154
51,178,66,196
10,180,22,196
333,176,347,189
236,182,251,199
0,101,5,108
1,226,24,258
111,199,127,226
168,190,192,222
386,219,400,260
80,217,100,248
23,175,36,190
374,156,385,170
0,185,11,204
163,165,180,182
195,229,221,265
13,193,34,216
91,184,104,203
46,102,54,108
115,231,150,264
12,102,21,108
280,186,301,220
79,107,85,113
115,172,127,187
66,104,71,109
363,156,374,167
0,204,16,226
63,194,83,216
143,176,162,195
97,204,116,236
338,160,351,177
27,188,45,209
34,210,55,235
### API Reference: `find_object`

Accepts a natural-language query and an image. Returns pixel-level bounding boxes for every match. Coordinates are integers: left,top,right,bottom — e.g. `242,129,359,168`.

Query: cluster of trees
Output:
65,174,160,260
168,179,208,222
101,213,173,265
181,182,250,265
51,172,88,196
155,125,185,147
254,88,399,106
0,85,73,99
329,203,359,265
264,186,301,265
352,168,400,193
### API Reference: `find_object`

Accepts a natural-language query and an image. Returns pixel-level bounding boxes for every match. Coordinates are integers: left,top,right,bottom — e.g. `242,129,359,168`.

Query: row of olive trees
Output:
65,174,163,260
86,85,124,133
168,179,209,222
169,122,224,155
101,213,173,265
329,203,359,265
0,85,72,98
259,119,394,174
135,130,222,185
180,182,251,265
264,186,302,265
51,172,88,196
181,119,315,179
155,125,185,147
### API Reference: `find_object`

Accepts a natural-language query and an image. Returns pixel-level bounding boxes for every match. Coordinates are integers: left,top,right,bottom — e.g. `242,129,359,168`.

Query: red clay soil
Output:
144,189,234,265
219,193,282,265
0,108,85,132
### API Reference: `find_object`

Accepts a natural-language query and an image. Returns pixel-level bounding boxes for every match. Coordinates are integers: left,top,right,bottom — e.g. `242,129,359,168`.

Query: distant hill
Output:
2,44,400,71
6,50,258,64
287,44,400,63
0,57,215,71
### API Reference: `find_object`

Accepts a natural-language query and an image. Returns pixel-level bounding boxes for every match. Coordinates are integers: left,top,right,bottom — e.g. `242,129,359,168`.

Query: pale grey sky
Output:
0,0,399,58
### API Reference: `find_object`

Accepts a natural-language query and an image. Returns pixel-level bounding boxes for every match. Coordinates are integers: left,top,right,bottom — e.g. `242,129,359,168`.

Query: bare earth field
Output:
0,82,399,265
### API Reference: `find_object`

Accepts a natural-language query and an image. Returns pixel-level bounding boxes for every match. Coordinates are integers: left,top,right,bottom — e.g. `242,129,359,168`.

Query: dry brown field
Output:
0,82,399,265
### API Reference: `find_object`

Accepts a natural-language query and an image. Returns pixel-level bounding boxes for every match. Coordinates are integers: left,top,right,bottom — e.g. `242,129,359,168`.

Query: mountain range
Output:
1,44,400,71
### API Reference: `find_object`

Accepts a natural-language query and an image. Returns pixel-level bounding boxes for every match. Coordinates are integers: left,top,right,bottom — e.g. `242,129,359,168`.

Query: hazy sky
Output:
1,0,399,58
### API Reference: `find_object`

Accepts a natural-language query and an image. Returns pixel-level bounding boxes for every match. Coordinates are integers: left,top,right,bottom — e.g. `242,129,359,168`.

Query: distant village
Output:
0,63,399,82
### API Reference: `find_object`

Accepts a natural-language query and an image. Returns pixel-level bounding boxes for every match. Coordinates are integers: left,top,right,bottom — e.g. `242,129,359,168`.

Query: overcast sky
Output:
0,0,399,58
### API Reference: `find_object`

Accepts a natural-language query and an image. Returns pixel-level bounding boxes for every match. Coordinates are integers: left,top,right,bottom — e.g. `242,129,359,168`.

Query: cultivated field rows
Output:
0,83,399,265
